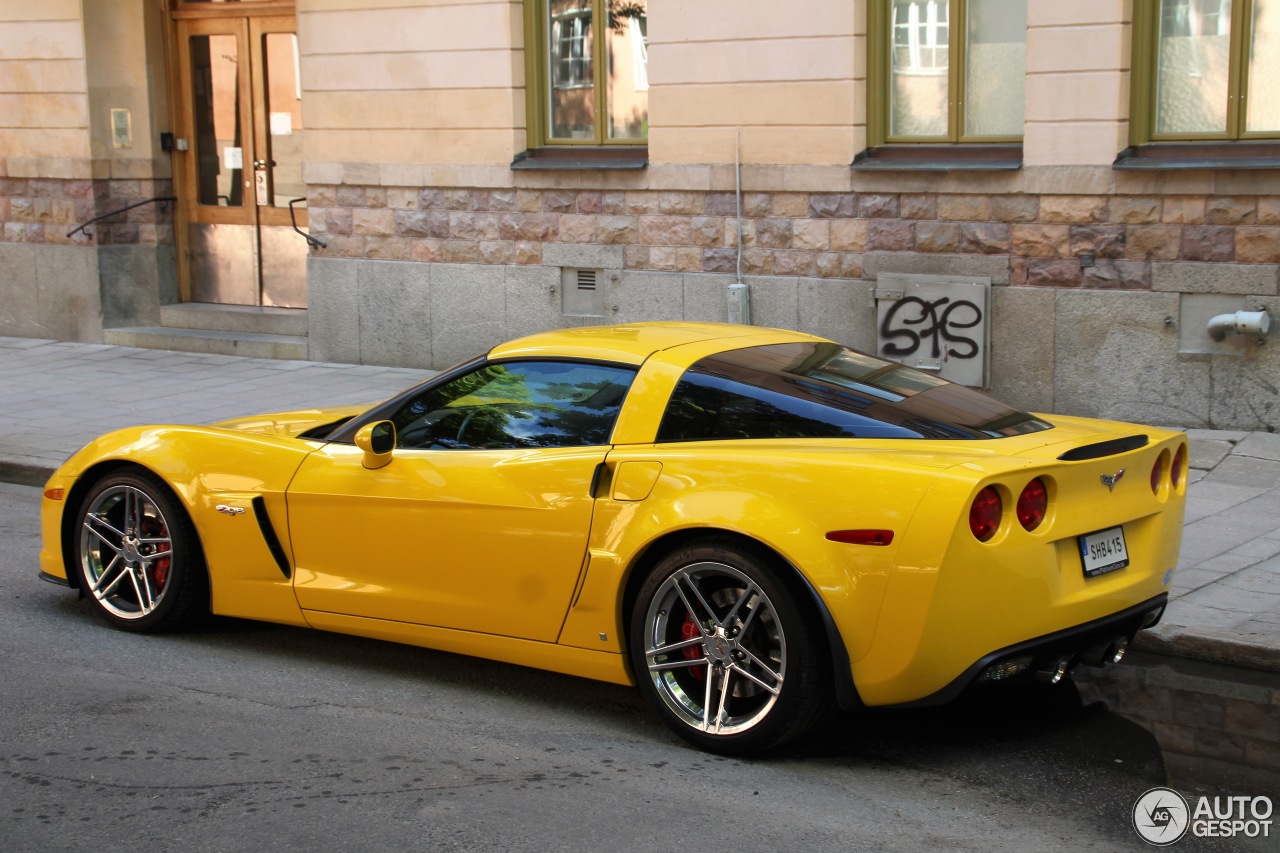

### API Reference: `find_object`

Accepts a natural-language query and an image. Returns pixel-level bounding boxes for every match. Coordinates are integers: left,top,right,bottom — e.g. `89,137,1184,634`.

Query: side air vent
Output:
252,496,292,579
561,267,604,316
1058,434,1149,461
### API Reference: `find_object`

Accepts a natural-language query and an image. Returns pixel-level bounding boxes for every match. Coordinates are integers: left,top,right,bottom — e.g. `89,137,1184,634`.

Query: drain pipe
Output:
727,127,751,325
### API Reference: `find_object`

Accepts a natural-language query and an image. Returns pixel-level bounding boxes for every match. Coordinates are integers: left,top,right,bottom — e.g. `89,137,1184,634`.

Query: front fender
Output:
44,426,318,626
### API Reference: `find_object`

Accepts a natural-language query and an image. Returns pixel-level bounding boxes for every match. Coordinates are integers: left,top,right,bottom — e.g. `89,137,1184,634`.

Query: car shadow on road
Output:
42,592,1169,785
780,679,1171,842
795,680,1163,778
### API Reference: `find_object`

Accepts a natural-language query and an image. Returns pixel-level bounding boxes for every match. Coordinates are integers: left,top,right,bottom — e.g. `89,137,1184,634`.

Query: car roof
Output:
487,322,820,366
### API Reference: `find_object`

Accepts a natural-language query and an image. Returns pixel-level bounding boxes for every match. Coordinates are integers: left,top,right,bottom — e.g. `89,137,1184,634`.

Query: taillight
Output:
1016,478,1048,531
1150,452,1165,494
970,487,1002,542
1172,444,1187,488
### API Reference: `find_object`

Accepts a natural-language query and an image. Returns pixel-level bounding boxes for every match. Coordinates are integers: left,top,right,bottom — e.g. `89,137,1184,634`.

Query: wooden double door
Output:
174,9,308,308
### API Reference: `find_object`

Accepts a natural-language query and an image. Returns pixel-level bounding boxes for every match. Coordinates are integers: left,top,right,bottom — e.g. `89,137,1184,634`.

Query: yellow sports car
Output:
39,322,1186,754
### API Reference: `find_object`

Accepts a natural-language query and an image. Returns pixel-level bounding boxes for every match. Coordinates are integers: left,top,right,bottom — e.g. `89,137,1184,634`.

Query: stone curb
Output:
1135,627,1280,674
0,461,54,489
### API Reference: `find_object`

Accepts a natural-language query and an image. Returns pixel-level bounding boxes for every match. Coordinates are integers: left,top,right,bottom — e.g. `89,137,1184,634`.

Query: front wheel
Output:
628,538,833,755
74,468,208,633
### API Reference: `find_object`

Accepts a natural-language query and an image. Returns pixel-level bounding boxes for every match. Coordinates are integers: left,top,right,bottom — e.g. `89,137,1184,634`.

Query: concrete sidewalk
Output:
0,336,430,484
2,335,1278,673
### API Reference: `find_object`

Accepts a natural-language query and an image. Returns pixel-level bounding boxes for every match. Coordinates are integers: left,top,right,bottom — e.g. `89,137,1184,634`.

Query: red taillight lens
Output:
1150,454,1164,494
970,486,1002,542
1016,478,1048,531
1172,444,1187,488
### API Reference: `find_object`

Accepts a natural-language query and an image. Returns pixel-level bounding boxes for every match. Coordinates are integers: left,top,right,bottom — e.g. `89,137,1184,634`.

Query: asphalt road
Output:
0,481,1255,852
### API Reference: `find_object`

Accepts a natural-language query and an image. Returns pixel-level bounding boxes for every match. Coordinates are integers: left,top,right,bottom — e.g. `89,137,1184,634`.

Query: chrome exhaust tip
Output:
1081,636,1130,668
1035,655,1073,685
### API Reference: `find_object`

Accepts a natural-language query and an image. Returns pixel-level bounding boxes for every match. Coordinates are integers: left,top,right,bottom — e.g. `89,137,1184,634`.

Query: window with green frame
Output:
867,0,1026,145
524,0,649,147
1131,0,1280,142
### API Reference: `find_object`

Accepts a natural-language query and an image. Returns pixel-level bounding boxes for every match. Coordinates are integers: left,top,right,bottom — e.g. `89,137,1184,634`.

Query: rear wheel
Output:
75,469,207,633
629,538,833,755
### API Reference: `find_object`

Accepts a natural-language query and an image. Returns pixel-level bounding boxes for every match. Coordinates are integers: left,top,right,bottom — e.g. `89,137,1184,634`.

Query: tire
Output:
628,537,834,755
74,468,208,633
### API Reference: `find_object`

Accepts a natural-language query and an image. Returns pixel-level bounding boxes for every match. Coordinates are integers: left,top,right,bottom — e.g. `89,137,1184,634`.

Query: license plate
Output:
1080,526,1129,577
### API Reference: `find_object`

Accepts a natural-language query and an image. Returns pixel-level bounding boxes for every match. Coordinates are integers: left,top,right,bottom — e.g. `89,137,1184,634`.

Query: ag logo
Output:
1134,787,1190,845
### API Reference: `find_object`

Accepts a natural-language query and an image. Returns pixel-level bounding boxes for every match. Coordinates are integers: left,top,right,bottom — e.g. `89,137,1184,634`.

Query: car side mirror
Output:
354,421,396,469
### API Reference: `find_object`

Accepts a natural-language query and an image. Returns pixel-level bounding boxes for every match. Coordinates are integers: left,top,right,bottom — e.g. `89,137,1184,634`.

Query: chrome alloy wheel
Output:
642,561,786,736
80,484,175,621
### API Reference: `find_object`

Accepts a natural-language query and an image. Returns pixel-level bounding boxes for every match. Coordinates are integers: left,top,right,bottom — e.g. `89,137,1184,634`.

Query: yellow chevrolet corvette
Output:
39,322,1186,754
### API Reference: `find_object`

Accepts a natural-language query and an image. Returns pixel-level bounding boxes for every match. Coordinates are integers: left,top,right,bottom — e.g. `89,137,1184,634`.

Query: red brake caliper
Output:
153,548,171,590
142,517,171,590
681,613,706,681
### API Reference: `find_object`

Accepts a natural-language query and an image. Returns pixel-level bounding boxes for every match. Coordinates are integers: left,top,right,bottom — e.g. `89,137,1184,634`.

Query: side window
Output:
656,343,1051,442
391,361,636,450
657,372,908,442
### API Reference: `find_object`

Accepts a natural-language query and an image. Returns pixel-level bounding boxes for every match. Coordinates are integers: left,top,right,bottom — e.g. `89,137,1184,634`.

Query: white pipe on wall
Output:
1207,310,1271,342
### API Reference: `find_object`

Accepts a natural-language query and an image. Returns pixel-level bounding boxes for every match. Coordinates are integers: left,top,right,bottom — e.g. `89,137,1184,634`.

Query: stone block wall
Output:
0,168,176,339
0,173,175,248
306,184,1280,285
300,179,1280,429
0,0,173,340
1073,653,1280,793
0,242,102,342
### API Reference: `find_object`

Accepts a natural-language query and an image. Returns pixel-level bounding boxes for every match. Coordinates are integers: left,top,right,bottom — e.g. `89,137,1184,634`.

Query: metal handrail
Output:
67,195,327,249
66,196,177,239
289,197,326,249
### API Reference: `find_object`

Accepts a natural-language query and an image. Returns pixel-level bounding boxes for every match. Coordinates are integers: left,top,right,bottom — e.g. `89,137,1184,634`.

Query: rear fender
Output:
560,449,937,669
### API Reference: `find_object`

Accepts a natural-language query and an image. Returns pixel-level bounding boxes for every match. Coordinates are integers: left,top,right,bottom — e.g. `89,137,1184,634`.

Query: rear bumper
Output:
884,593,1167,708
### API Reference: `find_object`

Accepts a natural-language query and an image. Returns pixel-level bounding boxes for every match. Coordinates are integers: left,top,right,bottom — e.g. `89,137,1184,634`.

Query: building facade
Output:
2,0,1278,429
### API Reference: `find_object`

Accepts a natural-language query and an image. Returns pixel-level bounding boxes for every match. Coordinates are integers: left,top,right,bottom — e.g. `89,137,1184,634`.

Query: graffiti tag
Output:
879,296,982,360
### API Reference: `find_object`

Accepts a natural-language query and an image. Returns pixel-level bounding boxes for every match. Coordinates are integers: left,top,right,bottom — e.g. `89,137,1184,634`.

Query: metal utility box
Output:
874,273,991,388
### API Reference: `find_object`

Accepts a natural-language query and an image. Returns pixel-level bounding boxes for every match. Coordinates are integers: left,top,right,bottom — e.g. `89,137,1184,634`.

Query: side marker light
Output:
826,530,894,546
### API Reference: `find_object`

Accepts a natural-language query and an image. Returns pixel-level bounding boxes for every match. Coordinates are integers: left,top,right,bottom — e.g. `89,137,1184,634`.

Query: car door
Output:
286,359,636,642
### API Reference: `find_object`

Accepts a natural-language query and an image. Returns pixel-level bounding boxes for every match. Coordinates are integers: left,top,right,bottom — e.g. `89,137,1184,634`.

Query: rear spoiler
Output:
1057,434,1149,461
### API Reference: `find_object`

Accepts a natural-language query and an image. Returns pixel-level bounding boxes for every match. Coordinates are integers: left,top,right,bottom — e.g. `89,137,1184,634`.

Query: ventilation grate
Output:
562,268,604,316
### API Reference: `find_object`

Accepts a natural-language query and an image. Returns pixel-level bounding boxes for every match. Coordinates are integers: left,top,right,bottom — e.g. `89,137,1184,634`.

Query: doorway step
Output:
104,303,308,360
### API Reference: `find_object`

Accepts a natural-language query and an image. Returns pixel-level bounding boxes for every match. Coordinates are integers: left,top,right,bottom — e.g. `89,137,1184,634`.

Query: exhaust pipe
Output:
1080,636,1130,668
1035,655,1074,685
